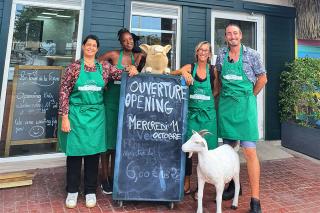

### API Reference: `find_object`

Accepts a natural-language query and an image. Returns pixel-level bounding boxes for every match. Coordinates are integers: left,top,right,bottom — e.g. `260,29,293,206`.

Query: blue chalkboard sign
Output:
113,73,189,202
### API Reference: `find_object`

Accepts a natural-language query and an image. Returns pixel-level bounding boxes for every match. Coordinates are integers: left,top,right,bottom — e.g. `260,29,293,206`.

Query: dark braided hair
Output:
117,28,131,41
131,33,142,53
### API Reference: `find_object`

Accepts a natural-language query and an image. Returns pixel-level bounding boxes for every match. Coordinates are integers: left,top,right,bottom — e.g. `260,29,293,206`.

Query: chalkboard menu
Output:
5,66,63,156
113,73,189,202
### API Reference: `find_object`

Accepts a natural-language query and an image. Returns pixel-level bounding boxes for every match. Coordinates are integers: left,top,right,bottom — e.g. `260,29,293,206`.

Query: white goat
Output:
182,130,240,213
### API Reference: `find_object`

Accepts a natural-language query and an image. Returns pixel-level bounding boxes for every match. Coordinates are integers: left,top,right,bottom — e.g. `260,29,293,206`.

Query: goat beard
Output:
188,152,193,158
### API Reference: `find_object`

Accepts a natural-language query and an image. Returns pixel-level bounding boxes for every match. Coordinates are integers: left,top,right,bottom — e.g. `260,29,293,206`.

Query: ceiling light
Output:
42,12,58,15
56,15,71,18
47,8,64,12
37,15,52,19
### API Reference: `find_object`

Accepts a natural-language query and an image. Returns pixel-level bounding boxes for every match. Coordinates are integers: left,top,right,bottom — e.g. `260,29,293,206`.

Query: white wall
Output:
246,0,293,7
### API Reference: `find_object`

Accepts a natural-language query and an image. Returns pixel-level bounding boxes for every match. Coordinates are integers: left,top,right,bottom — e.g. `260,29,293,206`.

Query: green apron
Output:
58,59,107,156
186,63,218,150
104,50,134,150
218,45,259,141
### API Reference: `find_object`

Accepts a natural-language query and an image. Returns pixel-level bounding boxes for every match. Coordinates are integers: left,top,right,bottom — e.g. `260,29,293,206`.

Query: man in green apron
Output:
98,28,145,194
215,23,267,213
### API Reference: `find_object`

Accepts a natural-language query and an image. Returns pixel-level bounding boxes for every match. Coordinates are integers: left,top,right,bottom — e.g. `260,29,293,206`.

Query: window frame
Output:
0,0,85,159
130,1,181,70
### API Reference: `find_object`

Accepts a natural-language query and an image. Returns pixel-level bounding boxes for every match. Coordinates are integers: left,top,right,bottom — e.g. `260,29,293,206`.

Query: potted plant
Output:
279,58,320,159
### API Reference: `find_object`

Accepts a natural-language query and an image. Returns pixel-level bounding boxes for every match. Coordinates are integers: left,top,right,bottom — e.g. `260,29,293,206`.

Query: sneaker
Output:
101,180,113,195
85,193,96,208
65,192,78,208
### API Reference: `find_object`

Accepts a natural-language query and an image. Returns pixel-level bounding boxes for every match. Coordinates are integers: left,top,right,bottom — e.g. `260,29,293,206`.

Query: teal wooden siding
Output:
181,6,210,66
0,0,12,89
265,15,295,140
0,0,3,30
83,0,126,54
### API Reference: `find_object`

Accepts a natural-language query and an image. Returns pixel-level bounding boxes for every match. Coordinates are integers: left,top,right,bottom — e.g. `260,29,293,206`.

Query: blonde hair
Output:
194,41,212,63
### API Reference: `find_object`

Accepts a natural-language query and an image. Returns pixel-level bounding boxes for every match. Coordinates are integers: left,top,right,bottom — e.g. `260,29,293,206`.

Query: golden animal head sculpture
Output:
140,44,172,74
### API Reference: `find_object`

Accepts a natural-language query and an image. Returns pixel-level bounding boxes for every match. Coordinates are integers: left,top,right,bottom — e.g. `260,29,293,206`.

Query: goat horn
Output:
198,129,211,137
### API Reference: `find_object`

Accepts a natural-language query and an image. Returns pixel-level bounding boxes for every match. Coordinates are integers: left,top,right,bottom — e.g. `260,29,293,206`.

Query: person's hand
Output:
125,65,138,77
182,70,193,85
61,115,71,133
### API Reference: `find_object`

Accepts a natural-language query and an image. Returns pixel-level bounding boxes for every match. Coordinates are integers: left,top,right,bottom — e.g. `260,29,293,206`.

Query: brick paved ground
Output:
1,155,320,213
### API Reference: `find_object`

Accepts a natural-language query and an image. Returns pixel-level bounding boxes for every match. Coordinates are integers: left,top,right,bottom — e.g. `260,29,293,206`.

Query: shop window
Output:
130,2,181,70
10,5,79,70
0,2,83,157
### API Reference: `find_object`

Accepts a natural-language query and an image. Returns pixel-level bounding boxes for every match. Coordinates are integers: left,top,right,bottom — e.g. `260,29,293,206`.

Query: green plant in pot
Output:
279,58,320,128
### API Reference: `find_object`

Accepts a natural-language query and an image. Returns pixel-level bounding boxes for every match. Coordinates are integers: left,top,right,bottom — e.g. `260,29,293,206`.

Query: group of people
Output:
58,23,267,213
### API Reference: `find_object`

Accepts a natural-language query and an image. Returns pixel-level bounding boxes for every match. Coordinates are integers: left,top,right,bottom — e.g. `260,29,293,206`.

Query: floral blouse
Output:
58,59,122,116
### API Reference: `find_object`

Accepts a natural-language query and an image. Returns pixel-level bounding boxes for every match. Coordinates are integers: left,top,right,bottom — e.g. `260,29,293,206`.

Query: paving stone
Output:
2,155,320,212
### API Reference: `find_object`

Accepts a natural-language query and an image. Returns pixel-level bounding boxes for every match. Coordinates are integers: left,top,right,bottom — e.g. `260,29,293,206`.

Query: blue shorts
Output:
223,139,256,148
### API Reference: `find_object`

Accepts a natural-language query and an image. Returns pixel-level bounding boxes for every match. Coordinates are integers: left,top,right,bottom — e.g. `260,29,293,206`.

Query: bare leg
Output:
102,151,112,182
110,150,115,180
184,175,191,192
242,147,260,199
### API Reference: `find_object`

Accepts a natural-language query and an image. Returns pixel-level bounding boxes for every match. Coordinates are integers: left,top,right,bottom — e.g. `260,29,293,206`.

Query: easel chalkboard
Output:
113,73,189,206
5,66,63,156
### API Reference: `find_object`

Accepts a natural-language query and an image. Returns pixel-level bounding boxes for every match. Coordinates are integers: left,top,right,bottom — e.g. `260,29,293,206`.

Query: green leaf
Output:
279,58,320,128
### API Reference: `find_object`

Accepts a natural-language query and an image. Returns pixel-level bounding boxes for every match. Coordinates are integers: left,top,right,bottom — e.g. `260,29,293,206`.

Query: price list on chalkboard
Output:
9,66,62,142
113,73,189,202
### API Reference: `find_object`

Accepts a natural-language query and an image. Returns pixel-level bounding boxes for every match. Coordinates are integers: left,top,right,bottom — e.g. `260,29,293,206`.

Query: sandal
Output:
184,188,191,195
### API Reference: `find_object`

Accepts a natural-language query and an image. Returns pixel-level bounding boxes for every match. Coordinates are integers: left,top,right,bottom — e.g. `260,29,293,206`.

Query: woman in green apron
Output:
171,41,219,196
58,35,137,209
98,28,145,194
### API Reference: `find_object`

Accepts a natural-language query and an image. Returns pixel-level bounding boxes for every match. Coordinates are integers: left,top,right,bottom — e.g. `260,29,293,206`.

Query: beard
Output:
227,40,240,47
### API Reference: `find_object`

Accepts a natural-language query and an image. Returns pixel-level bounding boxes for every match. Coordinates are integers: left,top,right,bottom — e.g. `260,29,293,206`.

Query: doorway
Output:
211,10,265,139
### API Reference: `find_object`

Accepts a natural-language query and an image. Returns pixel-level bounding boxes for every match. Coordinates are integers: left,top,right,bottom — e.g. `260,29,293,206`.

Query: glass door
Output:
211,10,265,139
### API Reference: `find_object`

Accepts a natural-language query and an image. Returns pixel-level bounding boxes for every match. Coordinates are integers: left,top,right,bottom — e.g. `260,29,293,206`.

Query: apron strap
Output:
116,50,124,69
117,50,135,69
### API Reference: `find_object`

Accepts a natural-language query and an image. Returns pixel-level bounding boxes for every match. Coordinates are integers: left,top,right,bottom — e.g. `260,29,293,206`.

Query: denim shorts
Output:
223,139,256,148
